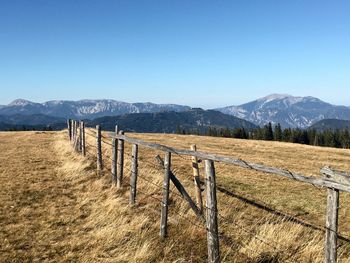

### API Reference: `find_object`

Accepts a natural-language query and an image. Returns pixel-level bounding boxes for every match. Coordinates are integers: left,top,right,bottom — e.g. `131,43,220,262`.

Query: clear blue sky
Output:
1,0,349,108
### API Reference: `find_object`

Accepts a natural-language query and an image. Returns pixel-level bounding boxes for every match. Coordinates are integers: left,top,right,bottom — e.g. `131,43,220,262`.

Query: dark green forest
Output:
176,123,350,149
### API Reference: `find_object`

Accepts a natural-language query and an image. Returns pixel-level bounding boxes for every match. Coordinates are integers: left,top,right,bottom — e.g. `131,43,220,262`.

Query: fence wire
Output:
66,124,350,262
81,132,301,252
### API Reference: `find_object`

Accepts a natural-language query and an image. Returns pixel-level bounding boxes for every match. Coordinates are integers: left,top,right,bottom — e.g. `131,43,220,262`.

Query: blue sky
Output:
1,0,349,108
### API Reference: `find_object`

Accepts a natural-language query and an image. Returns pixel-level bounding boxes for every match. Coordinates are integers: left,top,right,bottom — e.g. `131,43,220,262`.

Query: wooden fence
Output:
67,119,350,263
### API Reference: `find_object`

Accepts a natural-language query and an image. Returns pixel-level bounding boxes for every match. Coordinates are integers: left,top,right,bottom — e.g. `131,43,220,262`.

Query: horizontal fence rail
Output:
108,132,350,193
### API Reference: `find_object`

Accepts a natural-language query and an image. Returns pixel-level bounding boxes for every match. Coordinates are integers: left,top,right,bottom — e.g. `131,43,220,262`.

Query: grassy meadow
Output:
1,130,350,262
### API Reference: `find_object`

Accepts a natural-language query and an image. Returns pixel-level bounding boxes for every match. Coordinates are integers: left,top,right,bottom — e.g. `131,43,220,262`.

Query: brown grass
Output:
1,130,350,262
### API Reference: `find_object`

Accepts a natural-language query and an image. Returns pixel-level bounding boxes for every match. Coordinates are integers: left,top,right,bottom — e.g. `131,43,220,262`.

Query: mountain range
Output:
0,99,190,119
1,95,350,131
216,94,350,128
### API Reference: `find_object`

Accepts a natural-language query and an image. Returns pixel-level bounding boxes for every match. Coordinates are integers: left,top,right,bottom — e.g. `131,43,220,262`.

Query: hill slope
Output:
310,119,350,131
216,94,350,128
0,114,66,130
87,108,258,133
0,114,65,126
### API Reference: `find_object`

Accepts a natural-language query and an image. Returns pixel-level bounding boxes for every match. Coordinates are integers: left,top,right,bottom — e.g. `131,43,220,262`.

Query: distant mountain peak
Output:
8,99,35,106
255,94,322,106
216,94,350,128
258,93,293,101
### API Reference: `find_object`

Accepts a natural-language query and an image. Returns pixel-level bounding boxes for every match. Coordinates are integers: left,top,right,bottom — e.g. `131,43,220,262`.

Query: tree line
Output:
3,125,54,131
176,123,350,149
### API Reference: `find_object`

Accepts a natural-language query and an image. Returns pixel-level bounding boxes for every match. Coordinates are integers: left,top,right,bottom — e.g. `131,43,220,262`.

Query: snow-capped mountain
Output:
216,94,350,128
0,99,190,119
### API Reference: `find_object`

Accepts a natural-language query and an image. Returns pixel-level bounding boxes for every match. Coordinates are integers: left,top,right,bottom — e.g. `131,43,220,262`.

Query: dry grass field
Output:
1,130,350,262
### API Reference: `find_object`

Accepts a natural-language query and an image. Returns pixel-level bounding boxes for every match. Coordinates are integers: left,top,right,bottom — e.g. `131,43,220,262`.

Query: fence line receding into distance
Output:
67,119,350,263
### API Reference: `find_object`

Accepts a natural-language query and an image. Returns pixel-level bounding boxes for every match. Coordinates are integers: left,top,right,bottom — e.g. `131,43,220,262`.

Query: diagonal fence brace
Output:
155,155,205,222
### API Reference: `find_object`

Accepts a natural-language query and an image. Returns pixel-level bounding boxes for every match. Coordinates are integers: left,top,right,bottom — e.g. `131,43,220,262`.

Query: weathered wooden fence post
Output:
71,120,75,144
73,121,81,152
96,125,103,174
67,119,72,141
79,121,82,152
129,144,138,205
111,125,119,186
81,121,86,156
324,187,339,263
116,130,124,188
74,120,78,145
76,121,78,141
111,138,118,185
320,166,347,263
205,159,220,263
191,144,203,213
74,121,77,141
160,151,171,238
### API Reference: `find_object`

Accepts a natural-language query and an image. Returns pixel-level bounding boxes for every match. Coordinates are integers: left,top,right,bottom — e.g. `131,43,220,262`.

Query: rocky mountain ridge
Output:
216,94,350,128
